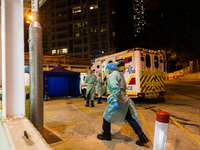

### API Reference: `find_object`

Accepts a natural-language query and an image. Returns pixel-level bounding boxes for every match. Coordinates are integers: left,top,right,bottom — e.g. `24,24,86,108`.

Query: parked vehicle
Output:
82,48,165,101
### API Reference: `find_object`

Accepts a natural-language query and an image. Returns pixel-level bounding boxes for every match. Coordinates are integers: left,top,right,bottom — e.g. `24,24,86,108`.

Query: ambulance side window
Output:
116,59,125,71
146,54,151,68
154,56,159,68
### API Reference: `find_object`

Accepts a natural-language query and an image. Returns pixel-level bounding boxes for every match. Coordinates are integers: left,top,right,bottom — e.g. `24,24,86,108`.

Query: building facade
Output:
133,0,146,37
39,0,117,58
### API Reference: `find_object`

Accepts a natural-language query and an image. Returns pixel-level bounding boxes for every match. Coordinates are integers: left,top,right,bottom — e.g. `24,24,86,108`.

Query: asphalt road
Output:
43,80,200,150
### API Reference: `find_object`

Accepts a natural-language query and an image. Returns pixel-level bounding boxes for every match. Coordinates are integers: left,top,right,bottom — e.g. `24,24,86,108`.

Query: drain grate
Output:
43,127,63,144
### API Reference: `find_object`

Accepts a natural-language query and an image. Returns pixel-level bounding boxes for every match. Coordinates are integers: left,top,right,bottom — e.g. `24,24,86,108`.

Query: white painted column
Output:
1,0,25,118
0,7,2,87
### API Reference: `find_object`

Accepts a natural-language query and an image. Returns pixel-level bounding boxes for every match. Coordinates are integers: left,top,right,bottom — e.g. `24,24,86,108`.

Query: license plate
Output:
146,92,158,96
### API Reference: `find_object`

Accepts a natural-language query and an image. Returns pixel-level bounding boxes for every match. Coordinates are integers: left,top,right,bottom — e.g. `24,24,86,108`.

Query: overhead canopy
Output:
44,64,80,77
43,64,80,97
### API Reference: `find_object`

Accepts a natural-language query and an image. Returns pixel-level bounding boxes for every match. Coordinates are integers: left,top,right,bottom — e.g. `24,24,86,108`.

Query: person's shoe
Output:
97,101,102,104
97,132,111,141
91,100,95,107
85,104,89,107
136,134,149,146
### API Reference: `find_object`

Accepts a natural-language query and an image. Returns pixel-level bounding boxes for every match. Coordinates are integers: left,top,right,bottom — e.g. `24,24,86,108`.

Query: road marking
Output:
69,113,77,117
96,118,103,121
137,109,149,112
87,110,98,114
53,122,88,130
44,112,54,117
138,111,154,143
80,107,93,111
175,106,200,120
159,107,200,145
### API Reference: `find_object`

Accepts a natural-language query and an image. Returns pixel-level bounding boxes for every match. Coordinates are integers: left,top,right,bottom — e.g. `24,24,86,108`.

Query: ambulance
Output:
82,47,165,101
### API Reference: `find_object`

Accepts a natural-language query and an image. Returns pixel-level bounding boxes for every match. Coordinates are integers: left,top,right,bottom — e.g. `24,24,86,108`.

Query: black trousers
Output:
86,91,90,104
103,108,144,138
86,91,94,105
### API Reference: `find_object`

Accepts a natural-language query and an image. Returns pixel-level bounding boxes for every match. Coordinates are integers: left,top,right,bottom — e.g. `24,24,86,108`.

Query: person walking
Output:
97,62,149,146
85,70,97,107
96,73,106,104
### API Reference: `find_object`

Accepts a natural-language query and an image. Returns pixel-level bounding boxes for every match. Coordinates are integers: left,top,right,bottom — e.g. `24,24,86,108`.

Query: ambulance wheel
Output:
159,96,165,103
82,89,87,100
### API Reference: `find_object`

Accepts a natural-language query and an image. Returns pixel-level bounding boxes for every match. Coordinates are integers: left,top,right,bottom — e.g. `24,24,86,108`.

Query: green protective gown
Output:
103,71,142,127
85,74,97,100
97,77,106,98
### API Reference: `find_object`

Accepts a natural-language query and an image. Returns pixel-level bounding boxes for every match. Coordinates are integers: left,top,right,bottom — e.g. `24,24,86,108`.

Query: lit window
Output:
90,4,98,10
72,6,81,13
112,32,115,36
52,50,56,55
91,28,98,33
62,48,68,54
75,32,81,37
101,27,107,33
73,23,81,29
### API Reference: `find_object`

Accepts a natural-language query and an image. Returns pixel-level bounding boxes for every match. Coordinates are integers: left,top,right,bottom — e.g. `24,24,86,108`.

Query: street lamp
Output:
26,14,33,24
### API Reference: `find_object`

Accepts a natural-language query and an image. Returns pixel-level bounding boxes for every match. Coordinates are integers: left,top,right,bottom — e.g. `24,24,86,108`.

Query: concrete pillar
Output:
1,0,25,118
29,0,43,135
0,9,2,87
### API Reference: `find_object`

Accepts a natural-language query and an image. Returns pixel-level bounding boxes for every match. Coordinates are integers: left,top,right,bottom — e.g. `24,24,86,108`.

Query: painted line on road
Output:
53,122,88,130
44,112,54,117
69,113,77,117
175,106,200,120
138,111,154,143
80,107,93,111
159,107,200,145
87,110,99,114
137,109,150,112
96,118,103,121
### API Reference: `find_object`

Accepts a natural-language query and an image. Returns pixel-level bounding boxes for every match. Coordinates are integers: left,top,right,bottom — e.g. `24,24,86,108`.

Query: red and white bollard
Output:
153,111,170,150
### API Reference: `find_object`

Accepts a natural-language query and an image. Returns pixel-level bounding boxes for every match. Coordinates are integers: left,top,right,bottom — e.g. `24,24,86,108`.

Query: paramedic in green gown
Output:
96,73,106,104
97,62,149,146
85,70,97,107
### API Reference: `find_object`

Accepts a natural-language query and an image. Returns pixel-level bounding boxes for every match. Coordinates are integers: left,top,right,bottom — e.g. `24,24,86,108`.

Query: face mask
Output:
106,70,110,74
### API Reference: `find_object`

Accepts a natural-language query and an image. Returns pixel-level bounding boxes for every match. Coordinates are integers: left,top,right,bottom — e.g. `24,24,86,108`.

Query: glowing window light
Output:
52,50,56,55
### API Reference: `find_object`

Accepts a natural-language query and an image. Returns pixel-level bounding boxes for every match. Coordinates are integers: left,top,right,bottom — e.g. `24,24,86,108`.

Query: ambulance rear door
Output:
152,53,165,92
139,50,159,97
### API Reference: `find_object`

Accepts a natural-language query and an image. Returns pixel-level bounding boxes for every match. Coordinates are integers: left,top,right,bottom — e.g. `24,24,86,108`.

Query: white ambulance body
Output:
92,47,165,99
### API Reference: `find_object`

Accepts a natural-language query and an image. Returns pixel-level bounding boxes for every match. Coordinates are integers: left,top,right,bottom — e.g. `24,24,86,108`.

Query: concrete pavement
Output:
43,97,153,150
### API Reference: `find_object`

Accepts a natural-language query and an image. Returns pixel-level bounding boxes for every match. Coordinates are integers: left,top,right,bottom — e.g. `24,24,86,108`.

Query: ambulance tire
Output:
82,89,87,100
159,96,165,103
151,97,165,103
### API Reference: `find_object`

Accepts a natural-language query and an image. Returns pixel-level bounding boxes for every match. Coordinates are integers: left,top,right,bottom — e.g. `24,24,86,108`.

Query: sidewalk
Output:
43,97,152,150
